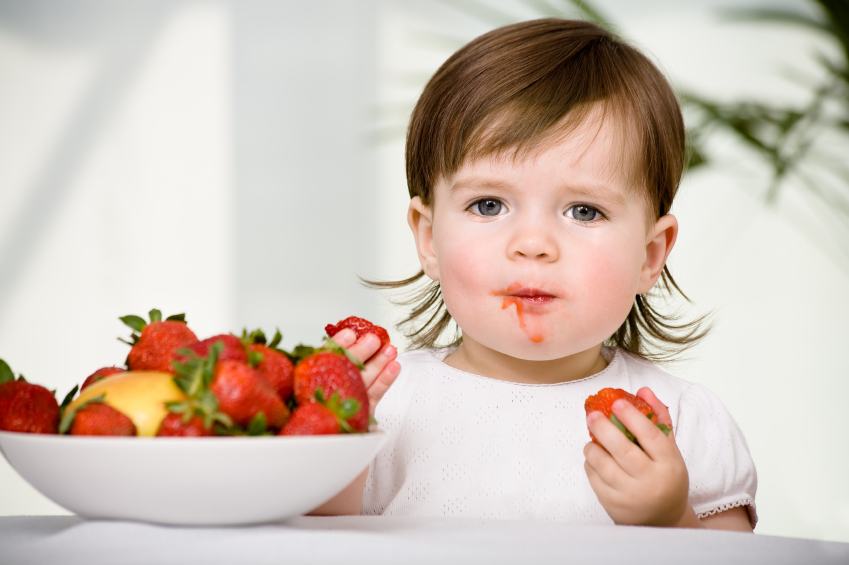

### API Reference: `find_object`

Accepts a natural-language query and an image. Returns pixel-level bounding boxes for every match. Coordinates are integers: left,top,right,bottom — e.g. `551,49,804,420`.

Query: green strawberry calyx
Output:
0,359,16,385
315,388,360,433
240,327,286,368
609,412,672,446
287,338,365,371
118,308,188,346
168,342,233,433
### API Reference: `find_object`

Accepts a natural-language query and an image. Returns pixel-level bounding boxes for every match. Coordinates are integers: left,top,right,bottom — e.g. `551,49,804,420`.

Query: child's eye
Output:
468,198,504,217
566,204,604,222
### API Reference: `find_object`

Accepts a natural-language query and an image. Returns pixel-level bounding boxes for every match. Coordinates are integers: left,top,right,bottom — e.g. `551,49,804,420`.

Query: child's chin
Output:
498,340,568,362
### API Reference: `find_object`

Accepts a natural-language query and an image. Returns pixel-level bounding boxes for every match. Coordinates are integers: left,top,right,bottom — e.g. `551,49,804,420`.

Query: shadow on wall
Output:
0,1,174,313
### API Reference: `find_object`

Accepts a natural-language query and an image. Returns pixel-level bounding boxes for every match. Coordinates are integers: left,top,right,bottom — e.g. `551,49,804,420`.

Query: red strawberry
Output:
281,390,361,436
156,412,215,437
294,350,369,432
584,387,671,444
241,328,295,401
81,366,125,390
211,360,289,429
121,309,197,373
281,403,339,436
180,334,247,364
0,361,60,434
68,402,136,436
325,316,390,350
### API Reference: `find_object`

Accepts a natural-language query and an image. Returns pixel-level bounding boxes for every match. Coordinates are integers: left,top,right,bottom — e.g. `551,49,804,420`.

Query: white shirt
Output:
363,346,758,526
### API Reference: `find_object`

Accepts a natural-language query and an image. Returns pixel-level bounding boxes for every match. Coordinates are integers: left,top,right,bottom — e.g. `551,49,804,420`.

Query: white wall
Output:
1,0,847,543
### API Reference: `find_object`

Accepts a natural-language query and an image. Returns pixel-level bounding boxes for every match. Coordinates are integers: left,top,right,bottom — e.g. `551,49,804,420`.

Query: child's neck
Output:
442,339,608,384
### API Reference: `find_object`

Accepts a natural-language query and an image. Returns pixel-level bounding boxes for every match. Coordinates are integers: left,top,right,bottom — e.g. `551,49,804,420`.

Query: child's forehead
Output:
451,106,642,192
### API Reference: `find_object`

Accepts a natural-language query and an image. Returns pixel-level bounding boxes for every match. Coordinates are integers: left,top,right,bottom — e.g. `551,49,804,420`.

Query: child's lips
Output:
512,295,555,304
491,284,560,309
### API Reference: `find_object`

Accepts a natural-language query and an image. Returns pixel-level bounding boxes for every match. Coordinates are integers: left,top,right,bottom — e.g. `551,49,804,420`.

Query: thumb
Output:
636,386,673,430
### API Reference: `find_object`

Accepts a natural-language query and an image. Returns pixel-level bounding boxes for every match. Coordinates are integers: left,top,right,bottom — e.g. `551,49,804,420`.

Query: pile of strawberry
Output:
0,310,390,437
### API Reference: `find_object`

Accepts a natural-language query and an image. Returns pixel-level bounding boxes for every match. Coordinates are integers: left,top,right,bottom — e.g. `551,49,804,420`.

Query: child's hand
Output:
583,387,693,527
330,328,400,416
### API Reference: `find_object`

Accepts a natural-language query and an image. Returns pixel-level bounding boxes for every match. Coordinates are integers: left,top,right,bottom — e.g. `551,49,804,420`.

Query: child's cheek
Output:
577,246,642,327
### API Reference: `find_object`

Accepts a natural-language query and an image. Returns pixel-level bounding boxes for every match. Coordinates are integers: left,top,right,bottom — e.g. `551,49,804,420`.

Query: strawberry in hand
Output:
121,309,198,373
584,386,695,527
584,387,671,445
324,316,400,418
325,316,390,351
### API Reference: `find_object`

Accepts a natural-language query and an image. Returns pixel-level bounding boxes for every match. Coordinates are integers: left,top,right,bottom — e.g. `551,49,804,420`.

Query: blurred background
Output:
1,0,847,543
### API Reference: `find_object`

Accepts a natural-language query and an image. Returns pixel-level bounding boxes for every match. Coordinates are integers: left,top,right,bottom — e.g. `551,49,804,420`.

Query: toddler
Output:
317,18,757,531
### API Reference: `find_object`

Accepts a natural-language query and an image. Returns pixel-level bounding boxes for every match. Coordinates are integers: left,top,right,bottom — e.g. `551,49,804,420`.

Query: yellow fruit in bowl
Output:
66,372,186,436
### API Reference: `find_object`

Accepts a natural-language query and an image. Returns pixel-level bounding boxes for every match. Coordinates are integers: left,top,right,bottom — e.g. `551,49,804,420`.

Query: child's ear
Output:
407,196,440,281
638,214,678,293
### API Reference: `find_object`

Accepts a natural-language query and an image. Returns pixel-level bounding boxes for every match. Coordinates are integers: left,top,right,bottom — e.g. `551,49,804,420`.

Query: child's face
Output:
408,111,677,362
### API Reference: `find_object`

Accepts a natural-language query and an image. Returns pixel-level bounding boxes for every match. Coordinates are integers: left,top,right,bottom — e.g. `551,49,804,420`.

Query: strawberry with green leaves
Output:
170,342,288,434
292,343,370,432
0,359,60,434
242,328,294,402
121,309,197,373
281,390,361,435
584,387,671,445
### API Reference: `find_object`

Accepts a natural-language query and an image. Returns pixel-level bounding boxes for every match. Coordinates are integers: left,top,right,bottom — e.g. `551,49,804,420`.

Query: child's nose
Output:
506,225,559,262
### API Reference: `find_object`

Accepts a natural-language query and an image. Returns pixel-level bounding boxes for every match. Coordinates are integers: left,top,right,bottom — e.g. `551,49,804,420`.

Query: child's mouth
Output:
512,295,555,305
492,283,560,306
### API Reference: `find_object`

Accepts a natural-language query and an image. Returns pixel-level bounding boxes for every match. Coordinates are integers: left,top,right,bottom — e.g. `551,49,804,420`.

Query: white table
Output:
2,515,848,565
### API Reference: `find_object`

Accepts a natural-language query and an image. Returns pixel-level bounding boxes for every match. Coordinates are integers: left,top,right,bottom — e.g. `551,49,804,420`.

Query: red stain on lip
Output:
492,287,547,343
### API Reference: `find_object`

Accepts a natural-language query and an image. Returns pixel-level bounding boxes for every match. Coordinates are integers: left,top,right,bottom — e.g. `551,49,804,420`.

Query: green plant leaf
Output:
719,7,829,33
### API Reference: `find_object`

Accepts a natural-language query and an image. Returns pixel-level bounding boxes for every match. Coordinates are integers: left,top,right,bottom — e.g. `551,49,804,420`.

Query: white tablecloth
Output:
1,515,847,565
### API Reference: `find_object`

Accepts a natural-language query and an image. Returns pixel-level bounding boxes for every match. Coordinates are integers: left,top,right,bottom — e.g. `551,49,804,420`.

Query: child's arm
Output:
584,387,753,532
307,467,369,516
306,326,400,516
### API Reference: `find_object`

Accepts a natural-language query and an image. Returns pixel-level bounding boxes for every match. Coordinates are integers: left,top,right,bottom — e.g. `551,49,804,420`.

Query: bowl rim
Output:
0,428,385,447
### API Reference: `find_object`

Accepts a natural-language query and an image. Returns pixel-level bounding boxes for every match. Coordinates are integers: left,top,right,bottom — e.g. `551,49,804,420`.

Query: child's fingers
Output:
361,345,398,388
611,399,674,462
636,387,673,428
329,328,357,348
367,360,401,412
587,411,648,478
583,458,626,513
583,440,630,490
338,332,382,365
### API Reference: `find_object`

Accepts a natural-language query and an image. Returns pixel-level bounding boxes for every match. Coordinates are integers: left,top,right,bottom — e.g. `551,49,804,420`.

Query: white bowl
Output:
0,430,386,526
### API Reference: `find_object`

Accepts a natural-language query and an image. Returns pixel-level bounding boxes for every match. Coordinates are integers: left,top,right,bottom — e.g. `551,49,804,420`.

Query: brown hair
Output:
366,18,708,362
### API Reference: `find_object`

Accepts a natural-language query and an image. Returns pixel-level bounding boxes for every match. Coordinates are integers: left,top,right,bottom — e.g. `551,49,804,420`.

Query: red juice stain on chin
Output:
495,295,545,344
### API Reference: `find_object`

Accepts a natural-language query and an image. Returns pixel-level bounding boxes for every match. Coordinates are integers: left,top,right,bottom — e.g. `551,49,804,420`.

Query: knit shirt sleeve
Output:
674,382,758,528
